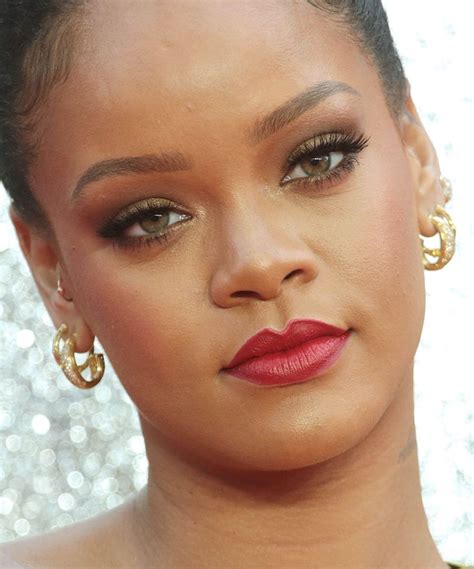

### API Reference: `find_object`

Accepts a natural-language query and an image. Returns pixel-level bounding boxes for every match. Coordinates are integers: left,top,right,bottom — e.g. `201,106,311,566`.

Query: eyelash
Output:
101,129,370,250
282,130,370,190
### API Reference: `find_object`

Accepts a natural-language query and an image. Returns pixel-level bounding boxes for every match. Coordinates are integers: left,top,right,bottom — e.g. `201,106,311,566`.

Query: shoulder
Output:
0,498,139,569
0,521,107,569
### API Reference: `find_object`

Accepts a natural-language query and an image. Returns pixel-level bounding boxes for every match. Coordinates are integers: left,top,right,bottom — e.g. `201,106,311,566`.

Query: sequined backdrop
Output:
0,1,473,565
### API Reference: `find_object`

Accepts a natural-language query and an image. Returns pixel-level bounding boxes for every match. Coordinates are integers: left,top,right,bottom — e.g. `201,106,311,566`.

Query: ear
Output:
399,80,447,238
9,206,94,353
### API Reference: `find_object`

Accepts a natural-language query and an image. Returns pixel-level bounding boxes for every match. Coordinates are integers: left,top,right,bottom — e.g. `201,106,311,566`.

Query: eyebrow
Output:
249,80,361,144
72,152,192,201
71,80,360,201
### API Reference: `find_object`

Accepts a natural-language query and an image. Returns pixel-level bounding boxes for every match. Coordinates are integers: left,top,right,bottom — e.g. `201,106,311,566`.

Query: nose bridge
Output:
209,195,318,306
219,196,291,264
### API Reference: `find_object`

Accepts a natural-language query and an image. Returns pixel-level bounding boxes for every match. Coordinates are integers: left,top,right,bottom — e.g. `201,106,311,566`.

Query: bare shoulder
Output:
0,498,141,569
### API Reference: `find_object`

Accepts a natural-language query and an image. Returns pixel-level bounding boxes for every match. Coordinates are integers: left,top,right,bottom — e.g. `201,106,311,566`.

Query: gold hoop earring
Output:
52,324,105,389
420,203,457,271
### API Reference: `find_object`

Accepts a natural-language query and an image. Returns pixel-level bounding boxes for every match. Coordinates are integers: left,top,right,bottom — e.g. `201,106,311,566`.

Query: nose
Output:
209,205,318,308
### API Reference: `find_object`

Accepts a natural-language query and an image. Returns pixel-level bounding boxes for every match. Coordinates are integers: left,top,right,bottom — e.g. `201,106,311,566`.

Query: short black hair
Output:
0,0,407,234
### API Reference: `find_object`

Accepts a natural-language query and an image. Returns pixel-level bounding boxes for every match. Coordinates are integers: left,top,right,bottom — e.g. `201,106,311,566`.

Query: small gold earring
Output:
52,324,105,389
439,175,453,203
57,273,73,302
420,202,456,271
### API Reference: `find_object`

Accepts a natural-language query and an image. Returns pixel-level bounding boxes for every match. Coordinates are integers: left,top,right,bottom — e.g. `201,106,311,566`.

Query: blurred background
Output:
0,0,473,564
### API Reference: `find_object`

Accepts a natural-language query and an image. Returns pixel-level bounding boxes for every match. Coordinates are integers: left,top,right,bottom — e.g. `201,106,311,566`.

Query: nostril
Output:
284,269,302,281
230,290,261,299
229,270,305,298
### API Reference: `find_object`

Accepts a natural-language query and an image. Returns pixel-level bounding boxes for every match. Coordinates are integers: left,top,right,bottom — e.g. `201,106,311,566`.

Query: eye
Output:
282,151,345,183
98,197,191,249
124,210,187,238
281,131,370,188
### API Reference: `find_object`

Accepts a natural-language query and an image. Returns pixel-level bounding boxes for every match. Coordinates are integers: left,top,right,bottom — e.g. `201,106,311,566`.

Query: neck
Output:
126,373,448,569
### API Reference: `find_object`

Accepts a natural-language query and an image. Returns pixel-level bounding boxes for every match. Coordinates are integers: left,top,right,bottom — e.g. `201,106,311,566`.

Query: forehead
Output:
33,0,383,200
77,0,365,101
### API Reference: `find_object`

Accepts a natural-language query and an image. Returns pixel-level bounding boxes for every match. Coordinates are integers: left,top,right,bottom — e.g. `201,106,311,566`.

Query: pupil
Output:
141,212,168,233
303,154,329,176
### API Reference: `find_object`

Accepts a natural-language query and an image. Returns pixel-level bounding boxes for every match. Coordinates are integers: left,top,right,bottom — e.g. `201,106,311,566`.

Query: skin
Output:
2,1,452,567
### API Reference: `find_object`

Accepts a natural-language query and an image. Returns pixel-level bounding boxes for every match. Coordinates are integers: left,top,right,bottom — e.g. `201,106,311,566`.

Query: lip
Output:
222,318,351,387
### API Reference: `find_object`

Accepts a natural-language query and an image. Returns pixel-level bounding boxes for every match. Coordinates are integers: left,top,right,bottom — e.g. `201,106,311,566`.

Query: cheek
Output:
340,147,426,373
67,252,253,467
69,250,223,404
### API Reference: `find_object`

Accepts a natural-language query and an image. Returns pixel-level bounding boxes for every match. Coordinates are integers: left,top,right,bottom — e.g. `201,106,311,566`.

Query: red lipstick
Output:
222,318,351,387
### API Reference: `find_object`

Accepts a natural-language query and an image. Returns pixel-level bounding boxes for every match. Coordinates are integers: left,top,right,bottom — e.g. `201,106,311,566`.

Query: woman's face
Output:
28,0,427,471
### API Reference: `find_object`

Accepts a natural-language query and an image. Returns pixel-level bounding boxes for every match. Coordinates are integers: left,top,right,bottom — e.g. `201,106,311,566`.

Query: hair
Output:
0,0,407,234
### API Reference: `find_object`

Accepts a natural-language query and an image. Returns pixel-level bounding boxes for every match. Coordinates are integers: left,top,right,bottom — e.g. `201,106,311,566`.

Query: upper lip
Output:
223,318,349,369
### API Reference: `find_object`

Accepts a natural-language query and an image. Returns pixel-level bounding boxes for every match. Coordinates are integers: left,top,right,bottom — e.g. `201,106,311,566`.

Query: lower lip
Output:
223,331,351,387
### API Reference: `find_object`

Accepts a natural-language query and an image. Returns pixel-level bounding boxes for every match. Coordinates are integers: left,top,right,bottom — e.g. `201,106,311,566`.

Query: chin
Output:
190,395,391,476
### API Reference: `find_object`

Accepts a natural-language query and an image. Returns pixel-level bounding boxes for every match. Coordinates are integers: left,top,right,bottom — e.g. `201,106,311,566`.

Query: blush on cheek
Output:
354,169,426,360
77,264,198,387
377,174,422,277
